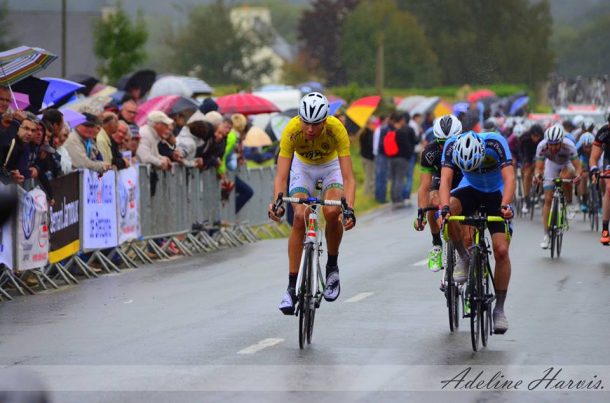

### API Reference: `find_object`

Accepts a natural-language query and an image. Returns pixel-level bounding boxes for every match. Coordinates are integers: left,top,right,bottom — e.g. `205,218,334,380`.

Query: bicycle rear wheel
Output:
445,243,459,332
469,251,481,352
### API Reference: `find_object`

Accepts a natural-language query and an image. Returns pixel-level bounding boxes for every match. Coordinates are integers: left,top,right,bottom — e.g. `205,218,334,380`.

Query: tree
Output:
92,1,148,83
556,13,610,76
164,1,274,86
340,0,440,88
298,0,360,86
397,0,554,86
0,0,15,51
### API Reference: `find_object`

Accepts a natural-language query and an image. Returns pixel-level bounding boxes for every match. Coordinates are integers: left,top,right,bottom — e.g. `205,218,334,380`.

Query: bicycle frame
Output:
545,178,571,231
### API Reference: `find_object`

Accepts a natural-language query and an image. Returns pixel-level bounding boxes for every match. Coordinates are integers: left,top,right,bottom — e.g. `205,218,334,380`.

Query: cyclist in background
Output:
519,124,545,214
414,114,462,271
589,115,610,244
575,132,596,212
533,125,583,249
439,131,515,334
268,92,356,314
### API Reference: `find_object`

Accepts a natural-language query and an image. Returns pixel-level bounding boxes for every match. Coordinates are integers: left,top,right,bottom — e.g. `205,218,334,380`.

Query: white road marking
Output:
413,259,428,266
345,292,374,303
237,338,284,354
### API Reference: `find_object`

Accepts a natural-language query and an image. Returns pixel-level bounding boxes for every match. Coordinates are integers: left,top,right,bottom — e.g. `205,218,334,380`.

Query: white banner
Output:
17,188,49,270
0,217,13,269
117,166,140,244
82,170,118,250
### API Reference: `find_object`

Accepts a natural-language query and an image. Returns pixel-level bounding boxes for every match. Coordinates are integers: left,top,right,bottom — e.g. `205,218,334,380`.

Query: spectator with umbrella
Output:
0,86,25,146
0,114,38,184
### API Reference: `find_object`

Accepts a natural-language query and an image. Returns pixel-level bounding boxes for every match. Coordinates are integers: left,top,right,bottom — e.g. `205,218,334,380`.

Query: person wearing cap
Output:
63,112,111,174
136,111,173,170
199,97,219,115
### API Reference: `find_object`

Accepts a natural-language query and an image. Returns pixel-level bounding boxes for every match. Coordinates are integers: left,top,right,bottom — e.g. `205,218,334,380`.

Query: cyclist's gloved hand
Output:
500,204,514,220
589,166,599,180
413,208,427,231
572,174,582,185
342,207,356,230
268,193,285,222
440,204,451,219
532,173,543,185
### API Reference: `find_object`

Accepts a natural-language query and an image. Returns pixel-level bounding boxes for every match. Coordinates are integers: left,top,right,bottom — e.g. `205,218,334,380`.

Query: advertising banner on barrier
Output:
0,217,14,268
48,172,80,263
117,166,140,243
82,169,118,250
17,188,49,270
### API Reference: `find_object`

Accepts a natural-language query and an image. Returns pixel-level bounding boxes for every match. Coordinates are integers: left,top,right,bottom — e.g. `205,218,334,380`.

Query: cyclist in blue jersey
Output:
439,131,515,334
576,132,596,212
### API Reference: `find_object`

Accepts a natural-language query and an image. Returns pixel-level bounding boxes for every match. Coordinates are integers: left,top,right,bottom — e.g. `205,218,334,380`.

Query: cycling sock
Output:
327,254,338,268
495,290,507,312
432,233,442,246
603,221,609,232
288,273,297,290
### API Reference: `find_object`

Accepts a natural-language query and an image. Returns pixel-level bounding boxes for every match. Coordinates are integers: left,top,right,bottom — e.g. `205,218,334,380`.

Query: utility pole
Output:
61,0,66,77
375,32,384,96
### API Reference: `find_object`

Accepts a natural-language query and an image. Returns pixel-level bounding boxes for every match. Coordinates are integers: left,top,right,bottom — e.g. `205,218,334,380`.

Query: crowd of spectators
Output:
0,86,254,214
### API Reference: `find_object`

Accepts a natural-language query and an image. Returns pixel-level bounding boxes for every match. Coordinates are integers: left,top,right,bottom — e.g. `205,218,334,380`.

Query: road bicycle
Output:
445,210,508,351
272,192,350,349
418,206,460,332
545,178,572,259
515,170,525,218
585,177,601,232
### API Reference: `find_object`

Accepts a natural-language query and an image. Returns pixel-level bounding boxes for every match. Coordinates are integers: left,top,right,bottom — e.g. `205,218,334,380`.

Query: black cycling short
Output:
450,186,512,235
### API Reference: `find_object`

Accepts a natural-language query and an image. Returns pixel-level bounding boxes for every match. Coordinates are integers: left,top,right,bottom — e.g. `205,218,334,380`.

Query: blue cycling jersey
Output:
442,132,513,193
565,133,577,145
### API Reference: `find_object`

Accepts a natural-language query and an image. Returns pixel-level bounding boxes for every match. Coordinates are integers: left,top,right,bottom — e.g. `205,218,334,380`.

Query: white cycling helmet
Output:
433,114,462,140
582,117,595,132
512,124,526,138
545,124,565,144
452,131,485,172
579,132,595,146
572,114,585,127
298,92,329,124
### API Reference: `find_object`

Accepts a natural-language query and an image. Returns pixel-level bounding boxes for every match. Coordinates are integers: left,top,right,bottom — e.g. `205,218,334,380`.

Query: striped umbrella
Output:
0,46,58,86
346,95,381,128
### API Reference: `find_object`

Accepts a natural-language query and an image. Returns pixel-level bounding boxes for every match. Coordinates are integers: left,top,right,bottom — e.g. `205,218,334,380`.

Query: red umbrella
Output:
135,95,180,126
216,93,280,115
468,89,496,103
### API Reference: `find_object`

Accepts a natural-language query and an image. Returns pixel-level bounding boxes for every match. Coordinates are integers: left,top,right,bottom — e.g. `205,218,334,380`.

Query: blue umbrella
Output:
41,77,85,109
298,81,324,94
509,96,529,116
453,102,469,115
329,100,344,116
59,108,86,129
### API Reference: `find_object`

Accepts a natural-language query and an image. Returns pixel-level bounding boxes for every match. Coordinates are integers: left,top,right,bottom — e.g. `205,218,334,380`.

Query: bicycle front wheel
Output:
445,243,459,332
298,245,313,349
550,197,559,259
469,251,481,352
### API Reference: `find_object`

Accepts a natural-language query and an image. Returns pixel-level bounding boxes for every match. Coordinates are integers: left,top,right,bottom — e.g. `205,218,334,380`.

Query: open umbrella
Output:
63,94,113,115
329,99,344,116
148,76,193,98
396,95,427,112
67,74,99,96
135,95,181,126
216,93,280,115
10,92,29,110
453,101,470,115
433,100,453,117
297,81,324,94
468,89,496,103
169,97,199,115
117,69,156,97
179,76,214,95
0,46,57,87
40,77,85,109
11,76,50,112
411,96,440,115
243,126,273,147
59,108,87,129
509,96,529,116
265,109,298,141
346,95,381,128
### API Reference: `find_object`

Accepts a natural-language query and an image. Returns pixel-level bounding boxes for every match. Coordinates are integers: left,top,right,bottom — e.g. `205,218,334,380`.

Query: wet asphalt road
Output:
0,206,609,402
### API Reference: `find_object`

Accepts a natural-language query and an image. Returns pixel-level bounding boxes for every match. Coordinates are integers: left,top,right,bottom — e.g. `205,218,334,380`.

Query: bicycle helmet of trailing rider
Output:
298,92,329,124
452,131,485,172
545,124,565,144
579,132,595,146
572,114,585,128
433,114,462,140
483,118,499,132
582,117,595,132
512,124,526,138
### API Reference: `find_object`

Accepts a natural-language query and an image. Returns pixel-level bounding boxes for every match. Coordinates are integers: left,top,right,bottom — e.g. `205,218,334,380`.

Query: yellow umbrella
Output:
346,96,381,128
243,126,273,147
433,100,453,117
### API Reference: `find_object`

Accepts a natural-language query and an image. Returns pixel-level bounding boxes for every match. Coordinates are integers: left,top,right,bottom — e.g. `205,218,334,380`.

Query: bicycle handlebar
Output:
448,215,506,223
282,196,344,207
542,177,575,183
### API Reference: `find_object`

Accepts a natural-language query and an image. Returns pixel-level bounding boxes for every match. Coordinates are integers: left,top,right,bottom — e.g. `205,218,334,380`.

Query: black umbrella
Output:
12,76,50,113
169,96,199,115
117,69,156,96
66,73,99,96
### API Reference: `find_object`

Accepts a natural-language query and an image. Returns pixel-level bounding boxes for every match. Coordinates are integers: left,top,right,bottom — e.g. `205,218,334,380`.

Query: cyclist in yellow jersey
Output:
268,92,356,315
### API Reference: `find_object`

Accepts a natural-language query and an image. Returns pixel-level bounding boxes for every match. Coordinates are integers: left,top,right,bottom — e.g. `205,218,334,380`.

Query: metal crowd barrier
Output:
0,164,283,299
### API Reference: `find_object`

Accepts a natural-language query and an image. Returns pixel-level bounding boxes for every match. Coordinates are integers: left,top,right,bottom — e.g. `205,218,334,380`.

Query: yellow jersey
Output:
279,116,351,164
